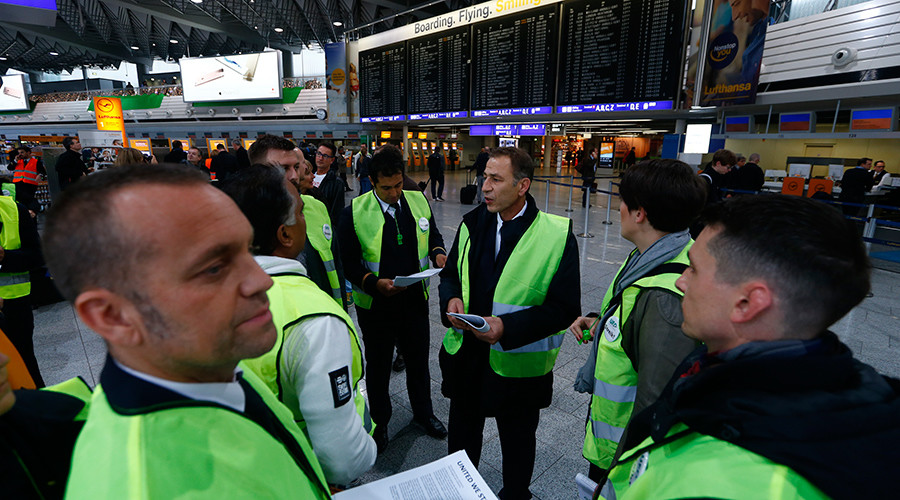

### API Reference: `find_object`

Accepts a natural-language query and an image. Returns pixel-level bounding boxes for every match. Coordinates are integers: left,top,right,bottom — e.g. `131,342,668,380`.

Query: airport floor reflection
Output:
34,167,900,499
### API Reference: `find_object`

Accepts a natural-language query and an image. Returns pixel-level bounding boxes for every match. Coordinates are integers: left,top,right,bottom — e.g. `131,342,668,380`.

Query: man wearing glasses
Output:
313,142,345,224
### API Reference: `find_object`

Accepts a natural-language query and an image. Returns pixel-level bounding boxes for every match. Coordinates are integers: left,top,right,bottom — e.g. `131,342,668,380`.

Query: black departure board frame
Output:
556,0,686,113
408,26,471,120
360,41,407,122
470,5,559,117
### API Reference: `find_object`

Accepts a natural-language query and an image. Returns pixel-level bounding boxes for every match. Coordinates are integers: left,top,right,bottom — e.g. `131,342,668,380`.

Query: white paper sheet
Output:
391,268,442,287
334,451,498,500
446,313,490,333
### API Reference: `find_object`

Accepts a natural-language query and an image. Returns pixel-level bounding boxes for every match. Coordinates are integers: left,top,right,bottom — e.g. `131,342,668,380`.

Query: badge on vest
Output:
604,315,621,342
329,366,352,408
628,451,650,486
418,217,429,232
322,223,333,241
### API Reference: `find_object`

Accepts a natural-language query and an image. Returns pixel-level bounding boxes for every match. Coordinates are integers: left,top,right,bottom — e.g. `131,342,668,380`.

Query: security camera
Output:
832,47,857,68
208,108,216,116
231,108,239,115
255,106,264,114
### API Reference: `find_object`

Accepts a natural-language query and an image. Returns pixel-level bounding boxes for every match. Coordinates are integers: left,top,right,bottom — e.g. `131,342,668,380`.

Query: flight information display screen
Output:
471,5,559,115
557,0,685,109
408,26,471,120
360,42,407,120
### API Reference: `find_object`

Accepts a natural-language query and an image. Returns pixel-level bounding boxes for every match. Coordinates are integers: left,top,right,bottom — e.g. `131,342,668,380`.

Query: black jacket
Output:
338,191,445,312
163,149,186,164
473,152,489,177
210,152,239,183
55,150,90,191
234,147,250,169
729,162,765,192
623,332,900,499
319,169,345,225
438,194,581,413
840,167,874,203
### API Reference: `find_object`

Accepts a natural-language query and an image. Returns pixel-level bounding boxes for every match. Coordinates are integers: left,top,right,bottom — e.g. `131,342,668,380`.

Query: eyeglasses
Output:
315,151,334,159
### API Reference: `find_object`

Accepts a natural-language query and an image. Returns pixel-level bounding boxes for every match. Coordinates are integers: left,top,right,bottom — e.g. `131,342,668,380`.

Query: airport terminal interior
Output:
2,0,900,497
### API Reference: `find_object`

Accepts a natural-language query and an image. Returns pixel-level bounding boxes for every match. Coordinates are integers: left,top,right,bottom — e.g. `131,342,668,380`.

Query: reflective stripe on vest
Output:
583,243,691,469
13,158,40,185
443,210,570,378
605,423,828,499
301,195,342,305
351,190,432,309
0,196,30,299
242,272,374,436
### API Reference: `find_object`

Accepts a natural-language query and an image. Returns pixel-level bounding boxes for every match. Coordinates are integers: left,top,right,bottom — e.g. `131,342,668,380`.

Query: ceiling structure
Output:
0,0,471,74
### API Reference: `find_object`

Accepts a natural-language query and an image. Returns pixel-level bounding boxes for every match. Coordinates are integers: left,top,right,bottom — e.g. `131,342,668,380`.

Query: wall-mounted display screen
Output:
180,51,283,103
471,5,558,115
557,0,685,109
360,42,407,119
0,75,29,111
409,26,470,120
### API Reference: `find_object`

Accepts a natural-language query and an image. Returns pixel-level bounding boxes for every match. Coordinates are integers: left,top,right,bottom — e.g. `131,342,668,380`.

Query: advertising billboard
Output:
180,51,283,103
0,75,30,111
699,0,769,106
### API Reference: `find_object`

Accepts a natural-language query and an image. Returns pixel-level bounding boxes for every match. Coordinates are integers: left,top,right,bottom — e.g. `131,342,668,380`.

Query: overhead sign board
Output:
180,51,283,103
0,0,56,26
724,115,754,133
469,124,546,136
779,112,815,133
93,97,126,146
850,108,895,131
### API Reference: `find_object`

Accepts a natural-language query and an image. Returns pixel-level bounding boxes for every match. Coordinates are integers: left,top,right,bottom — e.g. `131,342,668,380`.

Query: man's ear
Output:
74,289,144,348
730,281,773,324
276,223,294,250
517,177,531,197
633,207,648,224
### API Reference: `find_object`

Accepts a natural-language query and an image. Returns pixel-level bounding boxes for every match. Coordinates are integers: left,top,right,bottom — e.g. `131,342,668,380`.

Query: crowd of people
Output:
0,137,897,500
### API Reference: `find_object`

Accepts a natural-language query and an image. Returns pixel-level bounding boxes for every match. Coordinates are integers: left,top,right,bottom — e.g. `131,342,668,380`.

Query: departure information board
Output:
471,5,558,116
360,42,407,121
557,0,685,111
408,26,471,120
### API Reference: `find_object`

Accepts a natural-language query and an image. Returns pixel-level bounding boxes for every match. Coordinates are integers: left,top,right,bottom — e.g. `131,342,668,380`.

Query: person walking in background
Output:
428,146,445,202
473,146,489,204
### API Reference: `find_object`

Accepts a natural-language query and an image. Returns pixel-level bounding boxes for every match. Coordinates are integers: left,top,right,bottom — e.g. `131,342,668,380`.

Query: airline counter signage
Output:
725,115,753,133
93,97,126,145
779,112,815,133
558,101,674,113
850,108,895,131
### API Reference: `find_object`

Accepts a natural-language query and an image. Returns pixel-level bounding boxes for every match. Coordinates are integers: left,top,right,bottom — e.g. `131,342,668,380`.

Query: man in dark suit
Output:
210,143,239,183
338,145,448,454
734,153,765,192
839,158,874,215
314,142,345,225
162,140,187,163
232,139,251,169
56,137,91,191
439,147,581,499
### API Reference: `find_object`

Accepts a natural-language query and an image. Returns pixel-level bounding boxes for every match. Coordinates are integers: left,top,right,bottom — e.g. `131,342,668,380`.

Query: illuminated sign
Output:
360,115,406,123
850,108,895,131
180,51,283,103
93,97,126,146
409,111,469,120
724,116,753,133
779,112,815,133
557,101,673,113
468,124,546,136
418,132,428,140
0,75,29,111
380,131,392,139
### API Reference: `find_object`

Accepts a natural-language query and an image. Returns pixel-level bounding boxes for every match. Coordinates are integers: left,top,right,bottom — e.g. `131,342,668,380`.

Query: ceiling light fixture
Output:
0,56,7,61
333,21,343,27
190,0,203,3
170,39,178,44
274,27,284,33
130,45,140,50
49,51,59,56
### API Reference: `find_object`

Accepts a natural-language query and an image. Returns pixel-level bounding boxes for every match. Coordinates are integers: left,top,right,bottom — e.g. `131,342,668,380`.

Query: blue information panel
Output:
469,124,546,136
472,106,553,117
558,101,673,113
360,115,407,123
409,111,468,120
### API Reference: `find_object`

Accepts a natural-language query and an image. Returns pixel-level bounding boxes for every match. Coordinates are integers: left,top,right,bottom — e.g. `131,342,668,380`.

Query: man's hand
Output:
568,316,598,344
375,278,407,297
446,297,467,330
474,316,504,345
435,254,447,268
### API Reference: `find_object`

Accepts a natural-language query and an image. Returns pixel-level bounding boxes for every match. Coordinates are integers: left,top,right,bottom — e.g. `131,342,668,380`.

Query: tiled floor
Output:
33,166,900,499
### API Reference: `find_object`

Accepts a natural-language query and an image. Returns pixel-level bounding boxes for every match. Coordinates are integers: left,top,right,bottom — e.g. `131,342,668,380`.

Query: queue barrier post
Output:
544,179,551,213
577,187,594,238
863,203,876,252
602,181,614,225
566,175,574,212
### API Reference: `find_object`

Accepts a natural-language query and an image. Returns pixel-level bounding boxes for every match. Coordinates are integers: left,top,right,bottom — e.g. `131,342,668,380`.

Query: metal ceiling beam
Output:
3,21,152,66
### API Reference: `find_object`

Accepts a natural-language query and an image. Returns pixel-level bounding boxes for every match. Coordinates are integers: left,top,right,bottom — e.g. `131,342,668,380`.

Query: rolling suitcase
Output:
460,168,476,204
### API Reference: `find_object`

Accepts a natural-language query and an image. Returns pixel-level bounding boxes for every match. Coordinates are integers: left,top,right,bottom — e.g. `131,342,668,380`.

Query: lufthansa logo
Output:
96,98,115,112
708,32,739,70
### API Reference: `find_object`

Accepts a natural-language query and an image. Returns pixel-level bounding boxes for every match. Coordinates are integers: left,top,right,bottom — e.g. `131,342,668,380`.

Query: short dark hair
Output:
318,142,336,156
857,157,871,166
248,134,296,164
701,195,870,336
232,139,242,147
369,145,405,182
217,164,296,256
712,149,737,167
216,144,226,150
44,164,209,302
18,146,31,153
171,140,183,150
619,159,706,233
62,137,76,150
874,160,885,167
489,147,533,182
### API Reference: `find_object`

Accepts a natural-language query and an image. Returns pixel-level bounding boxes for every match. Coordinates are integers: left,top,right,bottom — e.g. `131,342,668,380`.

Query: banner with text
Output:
93,97,126,146
325,42,350,124
700,0,769,106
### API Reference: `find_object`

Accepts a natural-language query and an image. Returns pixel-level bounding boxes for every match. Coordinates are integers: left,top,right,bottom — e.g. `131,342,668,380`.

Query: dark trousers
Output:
430,172,445,200
2,296,43,387
581,178,593,207
448,399,540,500
356,304,434,428
14,182,38,212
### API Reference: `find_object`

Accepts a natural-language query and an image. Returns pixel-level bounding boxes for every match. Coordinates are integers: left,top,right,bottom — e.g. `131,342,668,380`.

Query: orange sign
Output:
94,97,126,146
600,143,614,156
130,139,151,152
781,177,804,196
807,178,834,197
